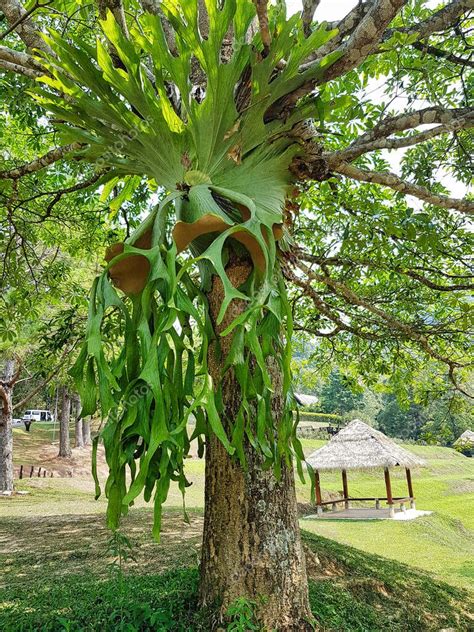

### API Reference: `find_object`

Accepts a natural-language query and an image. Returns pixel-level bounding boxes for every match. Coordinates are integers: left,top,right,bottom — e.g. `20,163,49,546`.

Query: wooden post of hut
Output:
315,470,323,516
384,467,394,518
342,469,349,509
406,468,415,510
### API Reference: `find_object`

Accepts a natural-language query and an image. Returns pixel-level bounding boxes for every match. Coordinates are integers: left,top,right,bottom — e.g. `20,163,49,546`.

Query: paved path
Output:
303,507,432,521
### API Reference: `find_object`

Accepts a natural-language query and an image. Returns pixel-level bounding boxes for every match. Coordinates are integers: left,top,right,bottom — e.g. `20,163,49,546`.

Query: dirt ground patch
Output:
0,509,203,587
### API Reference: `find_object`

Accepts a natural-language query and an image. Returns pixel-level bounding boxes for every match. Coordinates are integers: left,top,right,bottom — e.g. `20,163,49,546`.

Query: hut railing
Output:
316,495,414,507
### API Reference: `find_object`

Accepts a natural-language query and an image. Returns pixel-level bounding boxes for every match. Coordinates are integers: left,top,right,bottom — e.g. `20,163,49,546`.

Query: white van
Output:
22,410,54,424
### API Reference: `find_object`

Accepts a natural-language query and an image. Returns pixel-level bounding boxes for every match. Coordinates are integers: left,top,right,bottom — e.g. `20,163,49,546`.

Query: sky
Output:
286,0,468,199
287,0,358,20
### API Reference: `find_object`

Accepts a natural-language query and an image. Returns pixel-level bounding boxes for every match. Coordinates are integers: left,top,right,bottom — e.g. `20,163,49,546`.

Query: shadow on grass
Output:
0,509,202,584
0,513,472,631
303,530,473,631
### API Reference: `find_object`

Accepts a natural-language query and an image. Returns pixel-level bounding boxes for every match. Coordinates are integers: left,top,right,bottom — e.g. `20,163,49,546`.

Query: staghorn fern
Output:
33,1,339,537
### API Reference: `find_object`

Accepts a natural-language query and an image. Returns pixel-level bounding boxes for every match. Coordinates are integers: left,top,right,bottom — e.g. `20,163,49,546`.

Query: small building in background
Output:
453,430,474,457
306,419,426,520
294,393,319,408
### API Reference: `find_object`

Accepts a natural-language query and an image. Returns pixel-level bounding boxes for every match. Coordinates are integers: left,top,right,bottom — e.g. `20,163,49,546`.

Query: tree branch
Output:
301,0,321,37
320,0,407,82
292,258,470,379
384,0,473,42
0,0,51,53
13,350,71,411
290,1,471,120
295,249,474,292
411,41,474,69
0,43,43,71
271,0,405,120
282,261,383,342
326,109,474,165
353,107,474,145
0,0,51,41
0,55,40,76
253,0,271,54
0,143,83,179
334,162,474,215
97,0,128,36
302,1,373,68
138,0,176,54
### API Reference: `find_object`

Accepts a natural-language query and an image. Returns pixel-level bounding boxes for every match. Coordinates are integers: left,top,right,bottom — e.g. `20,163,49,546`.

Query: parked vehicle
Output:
22,409,54,431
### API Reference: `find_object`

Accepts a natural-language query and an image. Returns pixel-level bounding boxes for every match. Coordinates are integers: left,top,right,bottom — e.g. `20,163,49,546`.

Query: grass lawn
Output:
296,439,474,592
1,425,473,629
0,509,472,631
12,422,76,465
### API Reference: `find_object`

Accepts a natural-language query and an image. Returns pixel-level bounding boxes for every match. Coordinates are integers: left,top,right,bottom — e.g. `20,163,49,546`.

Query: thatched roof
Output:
453,429,474,446
306,419,425,471
295,392,319,407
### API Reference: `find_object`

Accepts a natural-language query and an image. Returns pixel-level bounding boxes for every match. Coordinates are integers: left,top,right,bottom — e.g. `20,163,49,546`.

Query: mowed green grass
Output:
1,509,472,631
12,422,76,465
3,426,474,592
297,439,474,591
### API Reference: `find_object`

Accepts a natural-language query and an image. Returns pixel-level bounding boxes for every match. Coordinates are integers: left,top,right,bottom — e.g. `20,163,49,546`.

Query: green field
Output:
295,439,474,591
1,508,473,631
3,427,474,591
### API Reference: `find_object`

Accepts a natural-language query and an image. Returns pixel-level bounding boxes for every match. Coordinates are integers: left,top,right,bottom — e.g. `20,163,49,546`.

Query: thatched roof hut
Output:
294,392,319,407
454,430,474,457
453,429,474,446
306,420,425,517
306,419,425,471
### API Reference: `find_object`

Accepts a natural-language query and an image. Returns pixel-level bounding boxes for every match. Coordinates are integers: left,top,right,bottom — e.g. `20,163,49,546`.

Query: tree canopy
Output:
0,0,472,538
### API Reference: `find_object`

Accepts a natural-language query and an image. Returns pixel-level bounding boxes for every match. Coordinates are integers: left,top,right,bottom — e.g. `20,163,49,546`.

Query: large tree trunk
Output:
200,258,313,631
82,418,92,446
73,394,84,448
58,387,72,458
0,359,15,493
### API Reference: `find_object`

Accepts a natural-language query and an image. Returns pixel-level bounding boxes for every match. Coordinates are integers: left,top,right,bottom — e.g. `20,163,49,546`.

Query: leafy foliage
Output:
319,369,364,416
28,3,344,536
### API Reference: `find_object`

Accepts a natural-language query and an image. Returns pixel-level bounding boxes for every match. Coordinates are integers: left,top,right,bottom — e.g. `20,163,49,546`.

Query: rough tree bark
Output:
0,359,16,493
58,386,72,458
82,418,92,447
200,256,313,631
73,394,84,449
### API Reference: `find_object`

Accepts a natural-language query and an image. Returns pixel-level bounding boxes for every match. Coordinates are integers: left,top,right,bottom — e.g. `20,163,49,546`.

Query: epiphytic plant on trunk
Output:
2,0,473,628
35,3,336,538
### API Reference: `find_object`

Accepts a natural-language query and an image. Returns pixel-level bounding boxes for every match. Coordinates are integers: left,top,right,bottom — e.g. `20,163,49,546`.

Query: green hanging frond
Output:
50,2,342,538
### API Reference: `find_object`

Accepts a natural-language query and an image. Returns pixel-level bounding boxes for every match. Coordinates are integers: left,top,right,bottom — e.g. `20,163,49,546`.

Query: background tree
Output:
376,393,425,440
58,385,72,458
319,369,364,416
73,394,84,449
0,357,19,492
0,0,473,628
